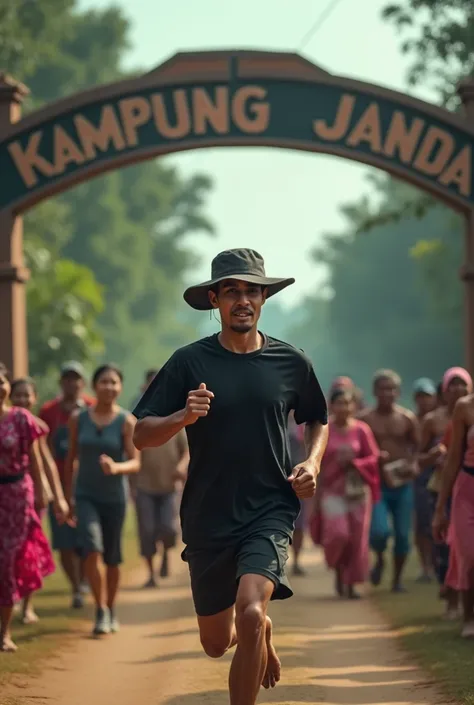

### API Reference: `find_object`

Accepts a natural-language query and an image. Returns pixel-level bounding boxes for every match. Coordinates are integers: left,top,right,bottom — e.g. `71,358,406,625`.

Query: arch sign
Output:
1,50,474,376
1,50,473,213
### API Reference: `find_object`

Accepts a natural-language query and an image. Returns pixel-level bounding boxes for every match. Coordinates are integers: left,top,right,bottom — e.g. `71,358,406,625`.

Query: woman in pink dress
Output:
318,388,380,598
0,363,55,652
10,377,68,625
433,382,474,638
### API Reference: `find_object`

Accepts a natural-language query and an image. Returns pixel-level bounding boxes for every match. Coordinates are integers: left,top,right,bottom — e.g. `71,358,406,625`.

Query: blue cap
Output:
413,377,436,396
60,361,86,379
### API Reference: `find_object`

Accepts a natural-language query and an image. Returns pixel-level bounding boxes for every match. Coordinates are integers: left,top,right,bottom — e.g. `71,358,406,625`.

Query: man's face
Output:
374,378,399,407
60,372,84,400
415,392,436,416
209,279,266,333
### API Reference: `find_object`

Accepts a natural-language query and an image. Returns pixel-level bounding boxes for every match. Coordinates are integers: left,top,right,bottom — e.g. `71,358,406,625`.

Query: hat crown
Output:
211,248,266,280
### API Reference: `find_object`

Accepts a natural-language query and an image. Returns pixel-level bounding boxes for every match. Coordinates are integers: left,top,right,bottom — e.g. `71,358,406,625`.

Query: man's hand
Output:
288,461,318,499
53,497,69,525
397,459,418,478
430,444,447,468
100,454,118,475
183,383,214,425
66,499,77,528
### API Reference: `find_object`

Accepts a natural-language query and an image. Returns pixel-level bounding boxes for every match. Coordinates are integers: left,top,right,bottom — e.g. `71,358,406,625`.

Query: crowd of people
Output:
2,244,474,705
0,362,186,652
310,366,474,639
1,355,474,654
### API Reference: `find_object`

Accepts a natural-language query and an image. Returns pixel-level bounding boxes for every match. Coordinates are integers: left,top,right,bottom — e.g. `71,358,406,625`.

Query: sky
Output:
79,0,431,308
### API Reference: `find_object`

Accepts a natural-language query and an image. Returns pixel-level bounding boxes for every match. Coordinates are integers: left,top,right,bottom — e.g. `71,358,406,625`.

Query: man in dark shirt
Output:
40,361,94,608
133,248,328,705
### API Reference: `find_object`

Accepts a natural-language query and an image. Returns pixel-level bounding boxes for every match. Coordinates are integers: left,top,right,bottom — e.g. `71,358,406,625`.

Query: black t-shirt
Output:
133,333,327,548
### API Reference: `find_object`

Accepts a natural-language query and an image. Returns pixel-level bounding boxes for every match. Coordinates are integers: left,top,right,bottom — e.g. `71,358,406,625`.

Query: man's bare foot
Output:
0,635,18,652
262,616,281,689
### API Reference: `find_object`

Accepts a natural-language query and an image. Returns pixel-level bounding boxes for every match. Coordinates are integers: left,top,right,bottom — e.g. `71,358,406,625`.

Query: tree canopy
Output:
1,0,214,400
284,1,473,402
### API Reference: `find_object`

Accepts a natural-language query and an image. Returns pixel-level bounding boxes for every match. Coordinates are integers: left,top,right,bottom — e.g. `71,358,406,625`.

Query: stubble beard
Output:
230,322,254,334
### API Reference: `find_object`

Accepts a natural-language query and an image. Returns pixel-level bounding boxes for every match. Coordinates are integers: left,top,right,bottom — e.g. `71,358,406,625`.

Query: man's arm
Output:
304,420,329,476
133,383,214,450
289,420,328,499
133,410,188,450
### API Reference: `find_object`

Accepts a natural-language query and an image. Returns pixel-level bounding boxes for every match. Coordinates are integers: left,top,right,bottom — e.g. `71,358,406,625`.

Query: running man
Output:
39,361,94,608
360,370,420,592
133,248,328,704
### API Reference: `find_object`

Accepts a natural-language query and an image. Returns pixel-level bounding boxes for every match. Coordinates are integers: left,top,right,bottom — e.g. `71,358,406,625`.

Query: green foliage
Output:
382,0,474,104
410,235,463,319
374,2,470,367
0,1,75,86
286,4,472,395
290,181,463,401
23,198,104,385
1,0,214,401
27,253,104,376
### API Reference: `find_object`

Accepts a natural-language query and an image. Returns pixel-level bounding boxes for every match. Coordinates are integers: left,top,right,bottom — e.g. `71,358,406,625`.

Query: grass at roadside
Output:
371,555,474,705
0,509,139,691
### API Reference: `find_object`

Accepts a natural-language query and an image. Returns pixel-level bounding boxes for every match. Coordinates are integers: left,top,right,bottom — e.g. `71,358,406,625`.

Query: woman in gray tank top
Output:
64,364,140,636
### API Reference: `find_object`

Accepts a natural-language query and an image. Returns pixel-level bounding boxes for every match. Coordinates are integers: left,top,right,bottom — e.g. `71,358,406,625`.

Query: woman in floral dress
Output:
10,377,68,625
0,363,55,652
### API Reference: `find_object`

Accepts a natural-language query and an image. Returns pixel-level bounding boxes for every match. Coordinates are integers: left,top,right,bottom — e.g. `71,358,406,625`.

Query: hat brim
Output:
183,274,295,311
414,386,436,396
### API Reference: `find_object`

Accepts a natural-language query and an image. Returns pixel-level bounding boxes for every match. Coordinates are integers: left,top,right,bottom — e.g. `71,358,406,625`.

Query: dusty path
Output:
4,549,441,705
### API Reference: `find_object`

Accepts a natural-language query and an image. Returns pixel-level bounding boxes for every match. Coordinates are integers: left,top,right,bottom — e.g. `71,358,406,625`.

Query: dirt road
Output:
4,549,441,705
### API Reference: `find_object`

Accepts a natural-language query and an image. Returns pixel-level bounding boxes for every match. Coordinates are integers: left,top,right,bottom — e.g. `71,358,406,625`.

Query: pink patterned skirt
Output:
445,470,474,592
0,474,55,606
320,489,372,586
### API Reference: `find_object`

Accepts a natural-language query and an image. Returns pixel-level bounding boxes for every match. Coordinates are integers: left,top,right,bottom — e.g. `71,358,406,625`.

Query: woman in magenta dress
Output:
318,388,380,598
433,380,474,638
0,363,55,652
10,377,68,625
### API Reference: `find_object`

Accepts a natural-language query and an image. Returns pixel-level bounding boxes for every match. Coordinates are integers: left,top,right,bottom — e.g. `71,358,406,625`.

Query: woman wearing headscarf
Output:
432,367,473,633
421,368,472,617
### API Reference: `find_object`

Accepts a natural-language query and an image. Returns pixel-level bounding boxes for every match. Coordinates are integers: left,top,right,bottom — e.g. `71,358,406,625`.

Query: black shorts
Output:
76,498,126,566
182,531,292,617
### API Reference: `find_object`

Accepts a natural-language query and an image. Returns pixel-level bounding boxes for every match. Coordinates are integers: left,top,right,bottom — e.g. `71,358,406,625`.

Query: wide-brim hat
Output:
183,248,295,311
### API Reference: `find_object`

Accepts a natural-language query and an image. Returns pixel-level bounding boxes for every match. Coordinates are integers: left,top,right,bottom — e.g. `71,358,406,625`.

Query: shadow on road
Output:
153,552,435,705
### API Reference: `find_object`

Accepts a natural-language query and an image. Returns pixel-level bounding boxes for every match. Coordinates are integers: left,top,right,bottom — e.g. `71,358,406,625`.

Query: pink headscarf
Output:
442,367,473,394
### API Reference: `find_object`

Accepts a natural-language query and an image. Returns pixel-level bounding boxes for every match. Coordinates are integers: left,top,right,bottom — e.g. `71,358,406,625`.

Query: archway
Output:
1,50,474,376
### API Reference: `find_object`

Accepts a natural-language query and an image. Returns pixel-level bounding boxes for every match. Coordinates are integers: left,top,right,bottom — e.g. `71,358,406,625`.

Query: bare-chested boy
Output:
417,392,449,581
360,370,420,592
412,378,438,583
